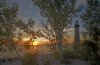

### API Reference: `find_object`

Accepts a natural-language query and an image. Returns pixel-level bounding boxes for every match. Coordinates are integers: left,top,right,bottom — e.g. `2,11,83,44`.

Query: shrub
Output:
61,48,79,64
80,40,100,65
53,51,62,60
22,52,38,65
62,48,78,59
44,60,51,65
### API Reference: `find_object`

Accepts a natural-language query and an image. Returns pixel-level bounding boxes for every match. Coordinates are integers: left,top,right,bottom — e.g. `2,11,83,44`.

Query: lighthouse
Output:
74,21,80,52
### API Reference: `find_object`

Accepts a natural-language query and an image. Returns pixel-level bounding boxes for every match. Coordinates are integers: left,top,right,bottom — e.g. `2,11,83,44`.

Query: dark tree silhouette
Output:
33,0,76,52
81,0,100,65
81,0,100,41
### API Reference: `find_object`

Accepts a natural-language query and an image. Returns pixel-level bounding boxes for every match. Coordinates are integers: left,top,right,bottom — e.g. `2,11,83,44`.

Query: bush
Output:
44,60,51,65
53,51,62,60
80,40,100,65
22,52,38,65
61,48,80,64
62,48,78,59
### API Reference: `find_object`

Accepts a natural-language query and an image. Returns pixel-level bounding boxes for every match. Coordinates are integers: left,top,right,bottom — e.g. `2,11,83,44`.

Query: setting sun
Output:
32,38,50,45
22,37,50,45
33,41,39,45
22,37,30,41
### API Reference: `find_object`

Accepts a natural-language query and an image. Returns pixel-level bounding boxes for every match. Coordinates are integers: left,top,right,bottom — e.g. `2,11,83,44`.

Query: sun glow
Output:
22,37,30,41
33,41,39,45
22,37,50,45
32,37,50,45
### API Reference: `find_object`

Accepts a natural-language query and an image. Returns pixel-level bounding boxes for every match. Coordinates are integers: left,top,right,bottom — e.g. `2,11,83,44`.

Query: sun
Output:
22,37,50,45
22,37,30,41
33,41,39,45
32,37,50,45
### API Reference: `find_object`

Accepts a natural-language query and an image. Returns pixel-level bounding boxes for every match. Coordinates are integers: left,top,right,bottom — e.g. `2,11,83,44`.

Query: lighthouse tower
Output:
74,21,80,52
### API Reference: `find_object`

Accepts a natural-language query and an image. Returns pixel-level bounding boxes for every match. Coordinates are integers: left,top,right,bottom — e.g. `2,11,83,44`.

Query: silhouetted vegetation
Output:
0,0,100,65
33,0,77,52
22,52,38,65
81,0,100,41
81,0,100,65
80,40,100,65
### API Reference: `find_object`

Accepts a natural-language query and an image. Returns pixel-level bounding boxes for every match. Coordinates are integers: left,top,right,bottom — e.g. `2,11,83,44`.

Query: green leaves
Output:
81,0,100,41
0,0,18,45
33,0,76,51
33,0,76,30
27,19,35,28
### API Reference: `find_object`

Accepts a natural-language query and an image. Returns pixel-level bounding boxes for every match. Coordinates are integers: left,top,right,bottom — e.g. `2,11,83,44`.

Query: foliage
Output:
44,60,51,65
53,51,62,60
24,41,31,49
0,0,35,51
80,40,100,65
22,52,38,65
16,19,35,34
33,0,76,29
80,1,100,64
61,48,78,64
81,0,100,41
33,0,76,51
0,2,36,65
62,48,78,59
0,0,19,51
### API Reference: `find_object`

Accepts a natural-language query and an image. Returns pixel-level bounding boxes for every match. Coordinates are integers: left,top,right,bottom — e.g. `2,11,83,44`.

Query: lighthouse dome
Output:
74,21,80,27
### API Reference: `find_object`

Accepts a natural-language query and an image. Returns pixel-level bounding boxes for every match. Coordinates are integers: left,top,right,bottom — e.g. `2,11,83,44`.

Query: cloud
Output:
64,28,74,32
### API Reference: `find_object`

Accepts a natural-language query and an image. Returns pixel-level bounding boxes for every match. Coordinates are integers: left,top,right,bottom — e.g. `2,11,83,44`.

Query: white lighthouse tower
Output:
74,21,80,52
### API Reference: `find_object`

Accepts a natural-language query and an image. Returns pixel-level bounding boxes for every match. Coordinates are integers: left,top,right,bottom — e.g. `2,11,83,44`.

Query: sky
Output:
6,0,86,40
7,0,40,20
7,0,44,30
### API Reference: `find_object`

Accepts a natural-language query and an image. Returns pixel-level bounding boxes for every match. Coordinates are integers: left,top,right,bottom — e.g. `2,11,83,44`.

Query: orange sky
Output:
67,37,74,44
17,37,50,45
17,37,74,46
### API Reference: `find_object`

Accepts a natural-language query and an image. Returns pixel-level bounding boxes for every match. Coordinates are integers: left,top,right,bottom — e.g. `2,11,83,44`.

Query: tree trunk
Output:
56,29,63,52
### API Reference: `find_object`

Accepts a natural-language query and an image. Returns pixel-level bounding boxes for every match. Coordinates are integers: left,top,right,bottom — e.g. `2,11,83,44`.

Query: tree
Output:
0,0,35,60
0,0,19,51
0,0,22,64
16,19,35,49
81,0,100,41
33,0,76,51
81,0,100,64
16,19,35,33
